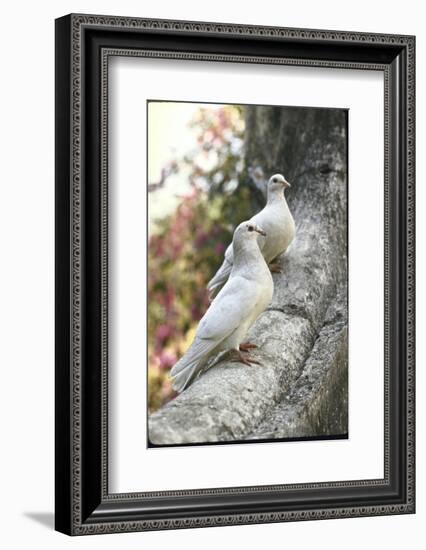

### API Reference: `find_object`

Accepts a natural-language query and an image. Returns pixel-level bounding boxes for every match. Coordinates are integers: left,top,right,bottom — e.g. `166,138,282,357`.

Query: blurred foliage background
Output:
148,103,256,412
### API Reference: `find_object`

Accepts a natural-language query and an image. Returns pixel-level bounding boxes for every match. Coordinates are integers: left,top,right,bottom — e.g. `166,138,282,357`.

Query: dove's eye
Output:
272,177,277,183
248,226,254,232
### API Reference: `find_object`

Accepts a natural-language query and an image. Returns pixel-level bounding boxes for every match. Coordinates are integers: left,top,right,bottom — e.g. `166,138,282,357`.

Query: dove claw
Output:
269,262,282,273
239,342,258,352
231,350,261,366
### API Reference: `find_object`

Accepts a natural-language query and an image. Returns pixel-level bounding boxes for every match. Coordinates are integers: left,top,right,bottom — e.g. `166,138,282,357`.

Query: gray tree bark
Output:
149,106,348,445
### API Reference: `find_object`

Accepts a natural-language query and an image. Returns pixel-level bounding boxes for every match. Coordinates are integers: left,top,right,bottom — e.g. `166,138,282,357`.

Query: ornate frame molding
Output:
55,14,415,535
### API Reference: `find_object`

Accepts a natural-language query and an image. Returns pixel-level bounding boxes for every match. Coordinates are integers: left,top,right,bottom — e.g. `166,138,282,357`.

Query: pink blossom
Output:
215,242,226,255
156,324,170,342
194,230,208,249
179,204,193,220
149,353,161,371
164,287,175,309
158,351,176,370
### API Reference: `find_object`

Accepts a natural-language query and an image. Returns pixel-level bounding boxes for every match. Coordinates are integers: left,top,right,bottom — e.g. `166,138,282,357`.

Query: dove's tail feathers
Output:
171,364,199,393
170,339,214,393
207,260,233,301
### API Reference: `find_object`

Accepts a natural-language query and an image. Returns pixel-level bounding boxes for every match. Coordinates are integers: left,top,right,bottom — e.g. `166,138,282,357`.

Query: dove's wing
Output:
198,275,254,342
206,243,234,300
171,275,254,392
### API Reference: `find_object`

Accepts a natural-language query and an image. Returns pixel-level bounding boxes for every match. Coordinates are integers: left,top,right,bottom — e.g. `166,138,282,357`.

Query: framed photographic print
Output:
55,14,415,535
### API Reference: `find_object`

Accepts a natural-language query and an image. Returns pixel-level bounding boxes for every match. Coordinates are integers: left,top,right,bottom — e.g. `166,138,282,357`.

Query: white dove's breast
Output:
220,269,273,352
244,270,273,330
256,204,295,263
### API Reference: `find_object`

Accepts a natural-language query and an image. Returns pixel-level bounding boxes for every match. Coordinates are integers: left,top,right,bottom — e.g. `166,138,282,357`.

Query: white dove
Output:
170,221,273,393
207,174,295,300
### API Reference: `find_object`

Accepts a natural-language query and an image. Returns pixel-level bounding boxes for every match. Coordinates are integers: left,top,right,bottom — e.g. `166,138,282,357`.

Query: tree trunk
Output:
149,106,348,445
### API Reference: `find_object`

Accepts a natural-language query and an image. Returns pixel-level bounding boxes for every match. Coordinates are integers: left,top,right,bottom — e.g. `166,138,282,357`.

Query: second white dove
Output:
207,173,295,299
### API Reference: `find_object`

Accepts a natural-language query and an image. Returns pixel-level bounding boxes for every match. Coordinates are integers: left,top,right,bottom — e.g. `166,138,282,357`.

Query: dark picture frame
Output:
55,14,415,535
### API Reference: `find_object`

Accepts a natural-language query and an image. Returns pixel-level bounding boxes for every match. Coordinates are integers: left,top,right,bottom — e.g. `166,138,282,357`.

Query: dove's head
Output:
267,173,291,193
234,221,267,243
232,221,266,261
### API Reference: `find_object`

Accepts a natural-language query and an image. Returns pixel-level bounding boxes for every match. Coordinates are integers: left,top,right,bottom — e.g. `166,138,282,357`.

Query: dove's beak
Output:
284,180,291,188
255,227,267,237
